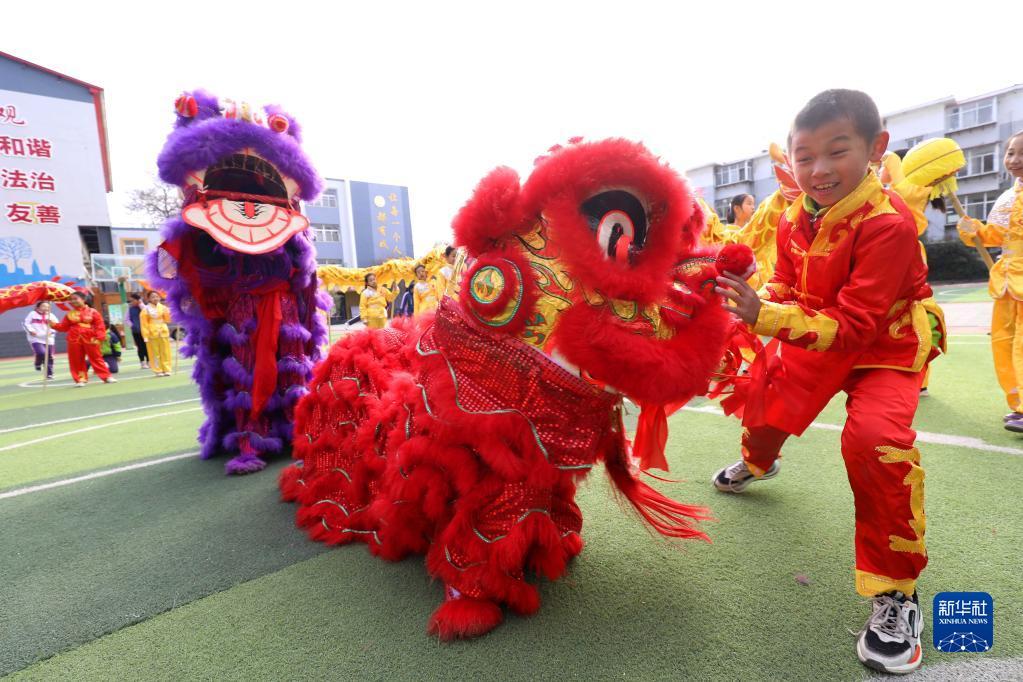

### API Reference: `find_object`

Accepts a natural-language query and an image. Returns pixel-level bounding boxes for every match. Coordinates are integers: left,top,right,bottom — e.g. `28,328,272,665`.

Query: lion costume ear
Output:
173,89,221,128
451,166,527,256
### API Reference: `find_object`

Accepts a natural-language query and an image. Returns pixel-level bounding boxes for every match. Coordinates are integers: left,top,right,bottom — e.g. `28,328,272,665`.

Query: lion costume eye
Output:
581,190,647,260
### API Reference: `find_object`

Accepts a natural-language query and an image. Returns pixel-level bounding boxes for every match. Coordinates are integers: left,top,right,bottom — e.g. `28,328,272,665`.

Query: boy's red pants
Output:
67,340,112,382
741,367,927,597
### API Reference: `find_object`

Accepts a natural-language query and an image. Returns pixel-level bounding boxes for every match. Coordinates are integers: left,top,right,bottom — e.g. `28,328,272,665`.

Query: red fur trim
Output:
278,464,304,502
553,299,730,405
716,243,755,276
520,138,692,304
427,598,503,640
451,166,527,256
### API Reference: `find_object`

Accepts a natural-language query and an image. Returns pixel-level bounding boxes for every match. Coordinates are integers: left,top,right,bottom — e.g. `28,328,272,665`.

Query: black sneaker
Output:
856,591,923,675
712,459,779,493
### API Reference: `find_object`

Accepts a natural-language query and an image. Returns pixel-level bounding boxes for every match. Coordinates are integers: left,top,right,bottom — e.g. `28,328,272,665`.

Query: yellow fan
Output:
901,138,966,201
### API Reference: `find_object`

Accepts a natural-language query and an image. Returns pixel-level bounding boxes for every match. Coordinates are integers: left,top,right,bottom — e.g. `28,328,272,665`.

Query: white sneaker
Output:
712,459,780,493
856,591,923,674
75,381,87,387
103,377,118,383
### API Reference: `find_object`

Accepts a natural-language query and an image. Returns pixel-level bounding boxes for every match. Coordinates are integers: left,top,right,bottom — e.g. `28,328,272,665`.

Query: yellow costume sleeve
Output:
958,219,1005,248
140,308,152,341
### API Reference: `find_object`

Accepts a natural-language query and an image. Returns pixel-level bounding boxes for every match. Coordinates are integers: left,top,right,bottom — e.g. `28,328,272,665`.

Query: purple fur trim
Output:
221,356,254,388
174,89,221,128
284,384,309,404
217,323,249,346
223,430,283,454
274,421,295,442
279,323,312,343
224,390,253,412
277,356,310,375
225,453,267,475
158,98,322,200
314,288,333,312
263,103,303,143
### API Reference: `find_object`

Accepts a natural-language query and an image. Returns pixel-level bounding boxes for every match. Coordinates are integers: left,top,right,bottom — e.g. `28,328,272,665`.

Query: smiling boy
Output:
712,89,943,674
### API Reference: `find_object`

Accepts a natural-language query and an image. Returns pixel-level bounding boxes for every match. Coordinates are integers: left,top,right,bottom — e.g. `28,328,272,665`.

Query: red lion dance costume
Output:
280,139,752,639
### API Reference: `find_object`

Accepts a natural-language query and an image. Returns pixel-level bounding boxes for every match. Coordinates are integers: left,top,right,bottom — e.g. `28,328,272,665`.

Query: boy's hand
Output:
715,273,762,325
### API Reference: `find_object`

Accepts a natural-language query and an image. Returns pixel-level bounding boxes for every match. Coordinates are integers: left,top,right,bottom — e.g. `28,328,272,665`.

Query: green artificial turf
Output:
932,283,992,303
0,457,328,677
1,332,1021,679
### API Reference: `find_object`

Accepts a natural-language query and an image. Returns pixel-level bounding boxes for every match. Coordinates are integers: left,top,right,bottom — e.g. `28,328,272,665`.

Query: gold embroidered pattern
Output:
876,445,926,556
752,301,838,351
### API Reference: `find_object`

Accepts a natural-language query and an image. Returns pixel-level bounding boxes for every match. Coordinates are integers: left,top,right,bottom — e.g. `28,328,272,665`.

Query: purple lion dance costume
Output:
146,90,330,475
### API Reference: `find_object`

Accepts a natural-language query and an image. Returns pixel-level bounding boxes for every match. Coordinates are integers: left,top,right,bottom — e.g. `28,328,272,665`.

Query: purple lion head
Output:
156,89,323,255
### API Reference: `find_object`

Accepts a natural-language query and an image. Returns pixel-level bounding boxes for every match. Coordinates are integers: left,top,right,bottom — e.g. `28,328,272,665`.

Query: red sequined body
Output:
282,302,619,611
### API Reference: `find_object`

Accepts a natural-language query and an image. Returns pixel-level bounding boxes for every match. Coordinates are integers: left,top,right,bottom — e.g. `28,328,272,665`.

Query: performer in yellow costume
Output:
412,264,440,315
359,273,395,329
434,246,457,298
141,290,173,376
958,131,1023,428
696,197,729,246
880,140,960,395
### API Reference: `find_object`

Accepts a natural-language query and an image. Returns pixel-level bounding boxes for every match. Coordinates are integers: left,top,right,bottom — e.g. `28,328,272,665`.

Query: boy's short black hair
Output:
791,89,882,144
444,245,456,258
130,292,142,301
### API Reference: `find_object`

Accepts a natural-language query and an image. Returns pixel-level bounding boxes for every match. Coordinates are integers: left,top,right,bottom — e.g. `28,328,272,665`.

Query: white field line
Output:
0,407,202,454
18,373,183,389
680,405,1023,456
0,398,200,435
0,451,199,500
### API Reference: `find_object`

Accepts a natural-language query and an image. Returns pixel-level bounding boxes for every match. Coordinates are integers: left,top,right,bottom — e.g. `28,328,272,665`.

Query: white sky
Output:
4,0,1019,256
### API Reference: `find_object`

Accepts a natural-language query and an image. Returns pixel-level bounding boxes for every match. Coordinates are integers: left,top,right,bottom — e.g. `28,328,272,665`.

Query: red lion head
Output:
451,138,739,411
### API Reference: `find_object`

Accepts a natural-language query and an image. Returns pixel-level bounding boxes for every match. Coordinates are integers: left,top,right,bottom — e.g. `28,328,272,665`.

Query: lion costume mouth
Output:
181,151,309,255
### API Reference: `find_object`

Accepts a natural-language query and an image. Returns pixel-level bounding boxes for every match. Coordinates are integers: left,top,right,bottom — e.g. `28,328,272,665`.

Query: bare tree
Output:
0,236,32,270
126,182,182,226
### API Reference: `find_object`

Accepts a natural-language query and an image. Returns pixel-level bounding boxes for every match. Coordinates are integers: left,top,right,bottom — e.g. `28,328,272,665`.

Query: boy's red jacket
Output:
722,173,945,435
753,173,942,371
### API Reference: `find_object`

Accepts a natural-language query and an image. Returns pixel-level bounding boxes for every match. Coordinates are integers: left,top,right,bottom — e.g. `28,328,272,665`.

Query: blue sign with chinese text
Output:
933,592,993,653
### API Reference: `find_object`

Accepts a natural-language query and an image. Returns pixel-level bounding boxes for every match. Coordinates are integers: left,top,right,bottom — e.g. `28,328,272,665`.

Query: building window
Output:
317,258,344,265
904,135,924,149
946,98,995,131
121,239,147,256
946,192,998,225
713,198,731,222
960,145,997,177
311,223,341,242
309,189,338,208
714,161,753,187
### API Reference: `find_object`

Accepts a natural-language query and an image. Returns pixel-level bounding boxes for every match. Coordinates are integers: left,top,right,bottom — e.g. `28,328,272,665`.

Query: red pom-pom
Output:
268,113,289,133
175,94,198,118
715,243,755,278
